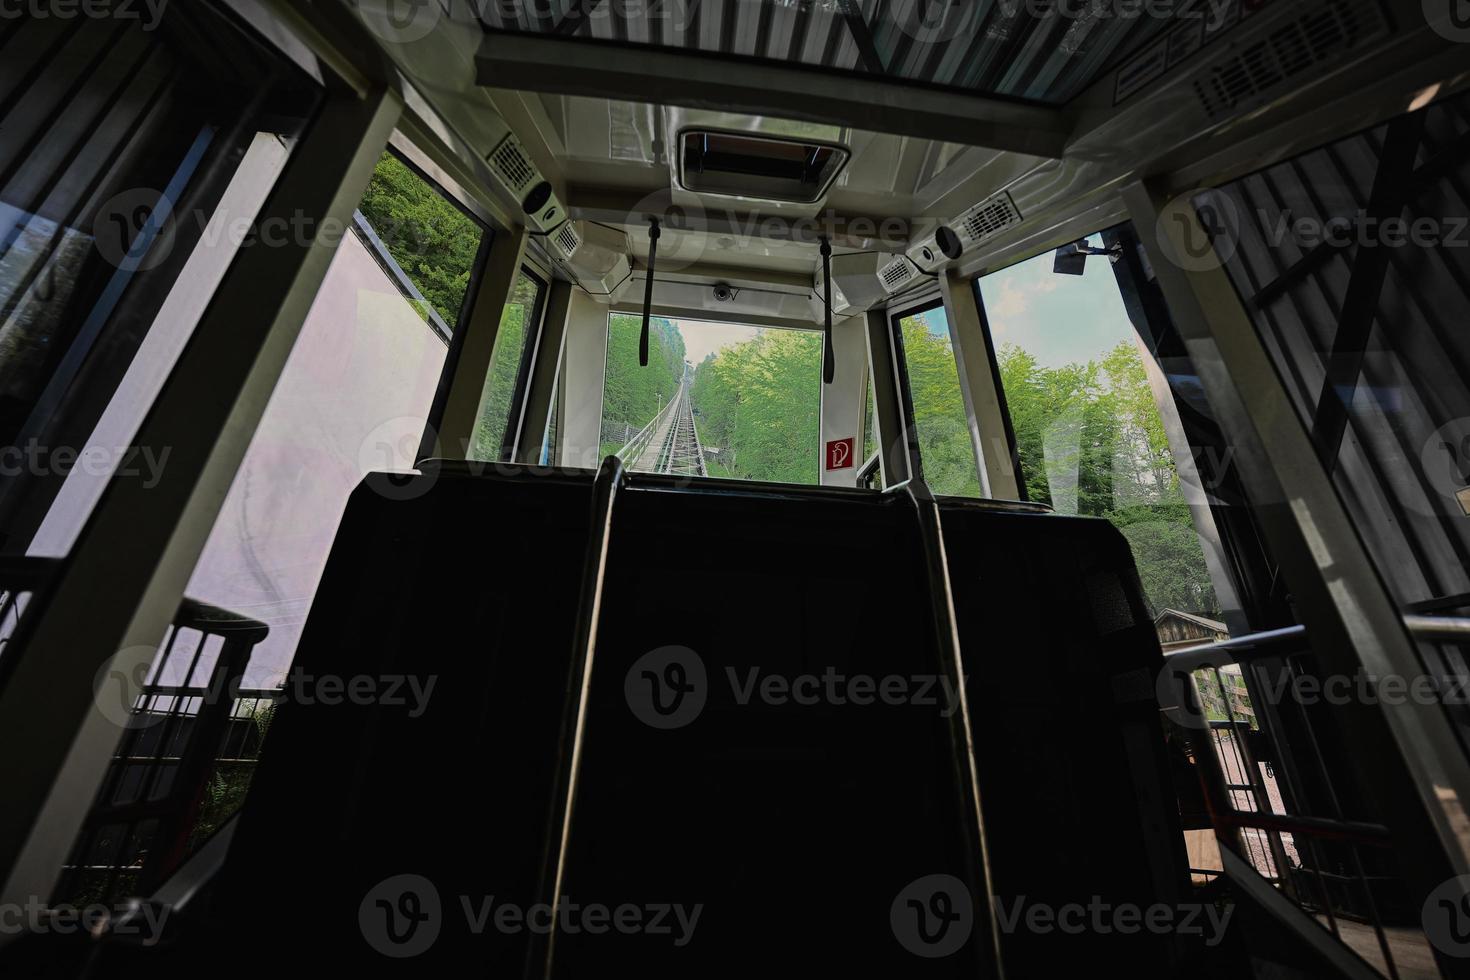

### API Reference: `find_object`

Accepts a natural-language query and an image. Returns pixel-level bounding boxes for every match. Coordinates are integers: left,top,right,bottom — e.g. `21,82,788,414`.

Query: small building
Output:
1154,608,1229,653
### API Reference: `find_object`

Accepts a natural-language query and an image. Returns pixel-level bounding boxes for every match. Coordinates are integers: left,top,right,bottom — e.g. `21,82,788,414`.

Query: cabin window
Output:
53,149,491,904
977,235,1222,622
599,313,822,485
469,268,547,462
891,301,983,498
1200,92,1470,621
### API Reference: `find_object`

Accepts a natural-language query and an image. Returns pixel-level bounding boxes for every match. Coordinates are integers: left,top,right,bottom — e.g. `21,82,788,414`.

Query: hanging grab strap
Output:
640,216,661,367
820,235,835,384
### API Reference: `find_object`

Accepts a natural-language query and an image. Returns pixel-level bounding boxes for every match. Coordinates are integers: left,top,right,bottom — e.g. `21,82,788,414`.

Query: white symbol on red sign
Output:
826,438,855,471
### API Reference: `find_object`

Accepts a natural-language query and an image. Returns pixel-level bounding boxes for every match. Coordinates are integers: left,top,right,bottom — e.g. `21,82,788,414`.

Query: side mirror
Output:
1053,240,1122,276
1053,242,1089,276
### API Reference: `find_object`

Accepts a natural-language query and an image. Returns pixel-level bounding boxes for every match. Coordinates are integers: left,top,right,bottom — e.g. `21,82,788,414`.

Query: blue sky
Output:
975,236,1138,369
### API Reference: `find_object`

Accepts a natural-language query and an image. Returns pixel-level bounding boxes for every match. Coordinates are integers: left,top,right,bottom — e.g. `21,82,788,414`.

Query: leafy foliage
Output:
601,314,687,456
899,315,983,497
356,152,483,328
998,338,1221,618
691,329,822,485
470,274,539,461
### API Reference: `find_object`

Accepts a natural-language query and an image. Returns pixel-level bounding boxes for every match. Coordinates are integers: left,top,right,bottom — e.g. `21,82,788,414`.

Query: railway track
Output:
625,377,707,477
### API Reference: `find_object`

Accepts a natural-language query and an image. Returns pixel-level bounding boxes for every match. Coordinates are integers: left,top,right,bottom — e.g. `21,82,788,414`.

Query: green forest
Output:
356,152,482,327
355,147,1218,617
897,316,984,497
995,337,1221,617
469,275,537,461
601,314,688,457
691,329,823,485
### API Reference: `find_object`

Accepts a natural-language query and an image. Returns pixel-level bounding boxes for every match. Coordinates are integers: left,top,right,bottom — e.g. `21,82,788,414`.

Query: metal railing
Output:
1162,615,1470,978
42,589,272,906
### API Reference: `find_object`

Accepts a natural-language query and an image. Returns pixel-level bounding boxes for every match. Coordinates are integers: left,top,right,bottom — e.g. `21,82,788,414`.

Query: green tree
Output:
899,316,982,497
994,339,1221,619
691,329,821,485
356,152,482,327
601,314,686,456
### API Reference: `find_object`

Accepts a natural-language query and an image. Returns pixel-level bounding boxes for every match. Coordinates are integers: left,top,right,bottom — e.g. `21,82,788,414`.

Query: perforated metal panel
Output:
488,133,539,196
954,192,1021,250
1192,0,1388,122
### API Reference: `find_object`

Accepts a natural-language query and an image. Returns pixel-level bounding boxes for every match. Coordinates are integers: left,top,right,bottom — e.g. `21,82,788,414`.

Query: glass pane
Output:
897,306,981,498
59,151,486,898
469,271,542,462
476,0,1178,105
356,152,483,328
1200,91,1470,617
601,313,822,484
978,236,1221,620
861,373,885,490
0,11,316,562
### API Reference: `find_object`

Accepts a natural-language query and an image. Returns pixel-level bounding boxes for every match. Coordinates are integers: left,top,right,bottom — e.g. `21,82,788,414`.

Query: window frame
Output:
496,263,552,462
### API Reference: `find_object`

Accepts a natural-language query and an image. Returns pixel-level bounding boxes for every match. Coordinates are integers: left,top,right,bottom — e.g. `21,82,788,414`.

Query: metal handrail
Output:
530,455,625,979
902,478,1006,978
615,387,680,462
1164,614,1470,671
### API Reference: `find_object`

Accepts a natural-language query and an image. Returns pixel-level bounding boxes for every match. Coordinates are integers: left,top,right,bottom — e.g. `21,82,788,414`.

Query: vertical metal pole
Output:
0,85,403,916
530,455,625,979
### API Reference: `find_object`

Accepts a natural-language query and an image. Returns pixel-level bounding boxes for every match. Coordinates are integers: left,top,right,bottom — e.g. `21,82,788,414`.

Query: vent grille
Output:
553,222,580,259
956,193,1021,248
1193,0,1386,122
488,133,538,195
879,256,917,292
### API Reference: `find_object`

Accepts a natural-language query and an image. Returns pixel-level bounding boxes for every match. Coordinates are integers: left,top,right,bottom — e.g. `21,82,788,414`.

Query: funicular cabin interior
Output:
2,0,1470,977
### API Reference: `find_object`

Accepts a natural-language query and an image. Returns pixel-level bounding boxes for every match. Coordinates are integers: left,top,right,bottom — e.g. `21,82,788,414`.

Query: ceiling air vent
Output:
938,192,1022,258
878,255,922,294
487,132,565,232
552,221,581,260
1192,0,1388,122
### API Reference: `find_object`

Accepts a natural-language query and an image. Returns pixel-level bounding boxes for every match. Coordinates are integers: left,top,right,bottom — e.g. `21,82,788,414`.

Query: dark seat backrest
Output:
939,502,1188,977
205,464,596,975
